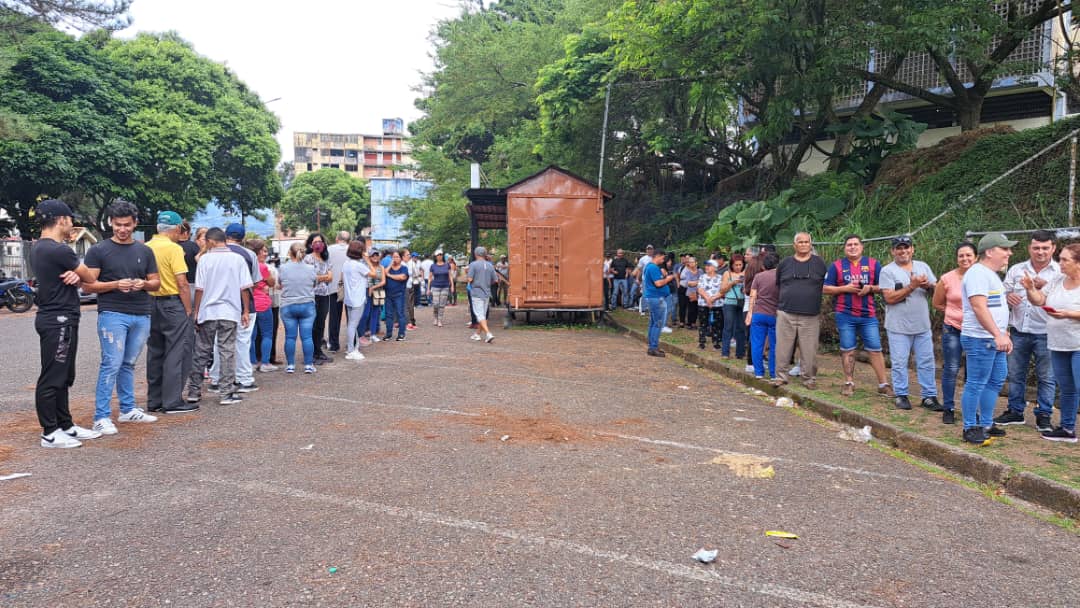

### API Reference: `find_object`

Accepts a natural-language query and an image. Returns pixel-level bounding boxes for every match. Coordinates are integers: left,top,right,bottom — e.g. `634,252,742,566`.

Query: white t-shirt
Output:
195,247,255,324
328,242,349,289
961,262,1008,339
342,259,371,308
420,259,433,281
636,255,651,276
1043,276,1080,351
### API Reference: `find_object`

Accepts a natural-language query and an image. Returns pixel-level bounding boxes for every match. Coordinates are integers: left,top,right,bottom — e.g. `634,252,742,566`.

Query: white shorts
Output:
471,296,489,322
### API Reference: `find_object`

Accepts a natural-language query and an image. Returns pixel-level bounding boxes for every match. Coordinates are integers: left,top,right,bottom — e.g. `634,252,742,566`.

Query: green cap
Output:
977,232,1018,254
157,210,182,226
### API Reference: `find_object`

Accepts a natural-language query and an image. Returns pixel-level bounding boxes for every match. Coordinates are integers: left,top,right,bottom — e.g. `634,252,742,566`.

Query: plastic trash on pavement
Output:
837,425,873,443
765,530,798,539
775,397,794,408
692,548,718,563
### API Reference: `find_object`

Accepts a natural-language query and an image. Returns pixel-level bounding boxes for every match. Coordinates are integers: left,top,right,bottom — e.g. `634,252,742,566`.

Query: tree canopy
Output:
278,168,369,236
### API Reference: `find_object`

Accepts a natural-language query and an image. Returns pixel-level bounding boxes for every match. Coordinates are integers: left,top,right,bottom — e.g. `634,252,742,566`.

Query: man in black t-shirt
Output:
29,199,102,448
179,221,199,300
83,200,161,436
773,232,827,389
610,249,632,310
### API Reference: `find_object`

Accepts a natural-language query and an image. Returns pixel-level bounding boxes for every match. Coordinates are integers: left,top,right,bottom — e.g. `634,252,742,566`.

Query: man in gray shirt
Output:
467,246,506,343
879,236,941,411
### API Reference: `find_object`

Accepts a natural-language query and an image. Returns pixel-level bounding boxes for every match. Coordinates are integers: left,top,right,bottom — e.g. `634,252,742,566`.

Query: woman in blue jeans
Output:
383,251,409,341
278,243,318,374
746,252,779,379
932,242,977,424
1023,242,1080,442
720,255,747,358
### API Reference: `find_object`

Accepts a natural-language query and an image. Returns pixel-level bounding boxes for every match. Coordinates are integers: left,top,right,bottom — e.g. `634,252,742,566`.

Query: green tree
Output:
279,168,369,235
0,0,131,32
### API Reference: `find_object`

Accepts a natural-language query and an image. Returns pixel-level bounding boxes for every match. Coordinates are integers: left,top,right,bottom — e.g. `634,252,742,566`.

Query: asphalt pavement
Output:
1,304,1079,607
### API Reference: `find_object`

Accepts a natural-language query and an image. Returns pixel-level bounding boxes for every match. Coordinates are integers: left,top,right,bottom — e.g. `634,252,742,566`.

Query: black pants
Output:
699,306,723,348
327,293,343,351
677,287,689,324
35,317,78,435
147,297,192,410
313,294,331,358
685,299,699,327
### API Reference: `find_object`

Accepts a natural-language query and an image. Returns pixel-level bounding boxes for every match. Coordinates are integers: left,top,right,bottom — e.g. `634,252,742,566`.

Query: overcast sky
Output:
118,0,461,163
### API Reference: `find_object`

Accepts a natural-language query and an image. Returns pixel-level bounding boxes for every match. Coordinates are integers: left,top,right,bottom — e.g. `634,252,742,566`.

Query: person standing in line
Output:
1022,242,1080,442
83,200,161,435
642,248,674,357
742,247,761,373
342,240,374,360
603,253,614,312
772,232,826,389
402,248,420,330
719,255,746,359
303,232,334,364
879,235,941,411
674,253,688,327
959,233,1016,444
663,254,679,332
632,244,655,315
823,235,891,399
383,251,410,341
145,211,198,414
679,256,701,330
428,251,452,326
696,260,723,350
184,228,253,404
746,252,780,379
496,255,510,307
994,230,1059,431
29,199,102,448
264,253,282,365
467,246,505,343
178,221,199,302
246,240,276,373
364,251,387,342
276,242,318,373
326,231,350,354
610,249,631,310
447,255,458,306
932,242,979,425
209,224,262,393
420,253,434,307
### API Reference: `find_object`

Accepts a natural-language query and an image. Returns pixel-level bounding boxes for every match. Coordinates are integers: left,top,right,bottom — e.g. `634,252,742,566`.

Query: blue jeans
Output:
750,313,776,378
940,325,964,411
250,309,273,365
1006,329,1056,416
960,335,1008,430
1051,350,1080,431
281,302,315,367
385,291,407,338
666,293,677,325
612,277,631,308
887,330,937,398
722,303,746,357
95,311,151,420
645,297,667,350
836,312,882,352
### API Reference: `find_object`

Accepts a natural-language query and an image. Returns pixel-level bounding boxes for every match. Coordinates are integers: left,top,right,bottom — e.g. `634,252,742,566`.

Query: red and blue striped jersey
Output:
825,256,881,318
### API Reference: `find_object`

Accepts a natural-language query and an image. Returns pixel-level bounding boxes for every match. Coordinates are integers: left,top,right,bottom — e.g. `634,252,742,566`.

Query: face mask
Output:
312,242,325,253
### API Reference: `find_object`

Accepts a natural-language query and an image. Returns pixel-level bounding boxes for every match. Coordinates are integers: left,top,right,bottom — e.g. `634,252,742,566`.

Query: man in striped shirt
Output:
823,234,892,398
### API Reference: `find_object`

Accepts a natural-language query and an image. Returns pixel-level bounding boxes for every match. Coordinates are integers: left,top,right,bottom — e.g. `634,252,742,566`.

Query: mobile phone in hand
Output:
1042,306,1059,314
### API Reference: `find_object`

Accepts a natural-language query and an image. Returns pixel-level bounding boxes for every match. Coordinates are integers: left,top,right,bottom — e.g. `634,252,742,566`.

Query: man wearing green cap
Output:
145,211,198,414
959,232,1017,444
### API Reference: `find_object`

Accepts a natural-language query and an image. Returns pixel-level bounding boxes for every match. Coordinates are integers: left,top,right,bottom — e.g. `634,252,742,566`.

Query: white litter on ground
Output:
692,548,719,563
0,473,31,481
837,425,873,443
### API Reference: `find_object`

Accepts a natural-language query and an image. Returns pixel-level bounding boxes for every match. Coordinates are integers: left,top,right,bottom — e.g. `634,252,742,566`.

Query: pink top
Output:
939,269,964,330
252,263,272,313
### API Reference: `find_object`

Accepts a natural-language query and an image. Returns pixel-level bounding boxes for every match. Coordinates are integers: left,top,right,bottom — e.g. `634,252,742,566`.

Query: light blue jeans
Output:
645,297,667,350
666,293,677,325
95,311,151,420
960,335,1008,430
1050,350,1080,431
1006,329,1056,416
611,277,631,308
281,302,315,367
887,330,937,398
940,326,964,412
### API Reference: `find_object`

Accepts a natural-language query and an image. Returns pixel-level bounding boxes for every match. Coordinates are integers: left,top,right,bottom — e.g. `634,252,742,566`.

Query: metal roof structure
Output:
463,166,612,231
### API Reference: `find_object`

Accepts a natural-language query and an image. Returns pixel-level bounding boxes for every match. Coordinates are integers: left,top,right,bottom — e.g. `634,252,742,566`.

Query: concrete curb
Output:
607,317,1080,519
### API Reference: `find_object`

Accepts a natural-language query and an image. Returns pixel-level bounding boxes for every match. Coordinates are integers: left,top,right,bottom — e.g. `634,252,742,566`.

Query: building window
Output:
344,164,358,172
307,163,313,171
330,149,344,157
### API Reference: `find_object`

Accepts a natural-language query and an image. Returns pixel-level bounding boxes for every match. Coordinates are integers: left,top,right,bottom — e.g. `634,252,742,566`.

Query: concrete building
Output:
293,119,415,180
369,178,433,248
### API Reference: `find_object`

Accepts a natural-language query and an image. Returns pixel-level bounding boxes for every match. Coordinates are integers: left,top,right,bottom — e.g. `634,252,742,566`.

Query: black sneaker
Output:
942,410,955,425
396,336,406,342
184,388,201,403
647,349,666,357
237,383,259,393
894,396,912,410
209,383,220,392
963,427,987,444
698,343,705,350
1042,427,1078,443
1036,414,1053,433
986,425,1007,437
147,406,163,413
163,403,200,414
920,397,944,412
992,410,1026,426
219,393,243,406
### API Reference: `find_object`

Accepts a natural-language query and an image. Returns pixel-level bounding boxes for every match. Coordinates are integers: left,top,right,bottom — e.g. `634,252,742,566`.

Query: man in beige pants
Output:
772,232,827,389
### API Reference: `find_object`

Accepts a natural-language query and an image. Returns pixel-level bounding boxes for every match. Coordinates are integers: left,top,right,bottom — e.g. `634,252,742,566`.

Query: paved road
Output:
1,304,1078,607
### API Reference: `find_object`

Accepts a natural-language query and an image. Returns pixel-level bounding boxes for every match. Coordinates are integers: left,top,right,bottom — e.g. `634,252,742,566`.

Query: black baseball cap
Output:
891,235,913,248
37,199,74,219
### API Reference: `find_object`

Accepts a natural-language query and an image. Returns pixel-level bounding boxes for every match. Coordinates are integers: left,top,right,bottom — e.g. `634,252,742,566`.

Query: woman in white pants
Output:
342,241,374,360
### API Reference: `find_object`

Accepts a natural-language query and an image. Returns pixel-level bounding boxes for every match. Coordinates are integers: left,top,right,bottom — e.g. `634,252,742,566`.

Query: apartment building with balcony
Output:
293,118,416,180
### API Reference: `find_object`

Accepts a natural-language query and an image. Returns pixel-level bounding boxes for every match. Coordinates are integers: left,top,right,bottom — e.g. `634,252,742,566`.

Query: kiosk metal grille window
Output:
523,226,560,302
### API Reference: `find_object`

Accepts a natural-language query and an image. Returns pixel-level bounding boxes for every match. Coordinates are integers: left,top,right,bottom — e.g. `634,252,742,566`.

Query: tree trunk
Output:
957,94,984,131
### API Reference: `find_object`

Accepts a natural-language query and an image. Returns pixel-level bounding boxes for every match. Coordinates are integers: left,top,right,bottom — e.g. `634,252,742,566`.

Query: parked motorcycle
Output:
0,278,35,313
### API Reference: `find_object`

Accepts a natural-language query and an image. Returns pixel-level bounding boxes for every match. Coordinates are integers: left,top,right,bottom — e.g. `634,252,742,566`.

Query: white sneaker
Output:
259,364,278,373
64,425,102,440
345,350,365,361
371,335,381,343
789,365,802,377
118,408,158,423
304,365,316,374
485,333,495,343
41,430,81,448
470,334,482,341
745,364,755,373
92,418,118,435
661,326,673,334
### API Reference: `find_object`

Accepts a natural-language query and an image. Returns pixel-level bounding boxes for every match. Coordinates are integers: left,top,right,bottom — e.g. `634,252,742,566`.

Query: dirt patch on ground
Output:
395,407,625,445
0,445,14,465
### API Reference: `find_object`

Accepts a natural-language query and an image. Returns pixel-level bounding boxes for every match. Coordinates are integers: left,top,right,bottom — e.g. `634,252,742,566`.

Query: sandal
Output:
841,382,855,397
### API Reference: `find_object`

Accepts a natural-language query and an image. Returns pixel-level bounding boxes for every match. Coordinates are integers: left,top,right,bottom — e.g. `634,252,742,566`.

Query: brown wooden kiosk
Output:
465,166,612,325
